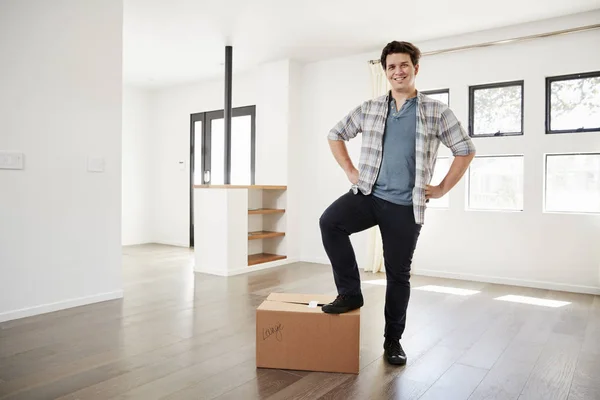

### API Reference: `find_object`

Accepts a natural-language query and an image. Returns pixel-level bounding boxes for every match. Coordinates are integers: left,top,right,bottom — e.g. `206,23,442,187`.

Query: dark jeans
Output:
319,190,422,340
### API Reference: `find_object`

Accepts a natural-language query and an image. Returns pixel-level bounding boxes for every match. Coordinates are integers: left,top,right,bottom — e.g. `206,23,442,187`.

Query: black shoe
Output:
384,338,407,365
321,293,364,314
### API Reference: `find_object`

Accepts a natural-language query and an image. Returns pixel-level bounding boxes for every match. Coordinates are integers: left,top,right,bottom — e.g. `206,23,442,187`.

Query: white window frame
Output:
466,154,525,213
543,152,600,215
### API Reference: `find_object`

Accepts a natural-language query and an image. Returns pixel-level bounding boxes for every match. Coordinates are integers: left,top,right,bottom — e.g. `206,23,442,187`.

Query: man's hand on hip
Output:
425,184,445,199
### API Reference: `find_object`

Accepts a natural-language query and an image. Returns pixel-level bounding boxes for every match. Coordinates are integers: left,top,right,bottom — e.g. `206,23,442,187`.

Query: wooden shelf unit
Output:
247,186,287,266
193,185,288,275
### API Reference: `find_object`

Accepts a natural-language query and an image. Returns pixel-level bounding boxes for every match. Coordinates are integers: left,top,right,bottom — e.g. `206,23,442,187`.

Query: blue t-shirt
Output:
371,96,417,205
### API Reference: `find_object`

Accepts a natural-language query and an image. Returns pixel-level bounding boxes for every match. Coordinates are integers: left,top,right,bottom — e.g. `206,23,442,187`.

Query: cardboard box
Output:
256,293,360,374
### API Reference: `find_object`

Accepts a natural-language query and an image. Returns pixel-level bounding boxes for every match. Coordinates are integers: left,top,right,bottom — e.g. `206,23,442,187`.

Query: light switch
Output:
0,152,24,170
87,157,105,172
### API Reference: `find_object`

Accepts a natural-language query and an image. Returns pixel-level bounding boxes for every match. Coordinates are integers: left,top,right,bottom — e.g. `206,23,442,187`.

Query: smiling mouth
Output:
393,76,407,82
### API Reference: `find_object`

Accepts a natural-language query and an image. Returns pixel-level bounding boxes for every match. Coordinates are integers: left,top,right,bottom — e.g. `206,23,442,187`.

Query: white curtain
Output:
369,61,390,99
364,62,390,273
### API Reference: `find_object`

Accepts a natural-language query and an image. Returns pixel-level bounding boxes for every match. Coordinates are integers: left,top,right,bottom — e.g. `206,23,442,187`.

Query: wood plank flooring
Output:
0,244,598,399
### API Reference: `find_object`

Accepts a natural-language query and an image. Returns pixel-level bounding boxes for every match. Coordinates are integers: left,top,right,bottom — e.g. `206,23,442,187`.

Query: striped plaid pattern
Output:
328,90,476,225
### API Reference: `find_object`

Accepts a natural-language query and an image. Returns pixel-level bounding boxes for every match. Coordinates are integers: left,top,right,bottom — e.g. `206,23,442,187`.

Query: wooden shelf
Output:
248,253,287,266
248,208,285,215
194,185,286,190
248,231,285,240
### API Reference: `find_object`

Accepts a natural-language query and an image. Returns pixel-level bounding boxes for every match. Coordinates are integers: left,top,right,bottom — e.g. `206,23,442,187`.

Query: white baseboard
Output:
153,240,189,248
0,290,124,323
121,238,154,246
195,258,300,277
413,268,600,295
299,257,330,266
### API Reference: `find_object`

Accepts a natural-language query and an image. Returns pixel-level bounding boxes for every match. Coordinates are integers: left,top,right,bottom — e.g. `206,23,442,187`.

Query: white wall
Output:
122,87,153,245
298,11,600,293
0,0,124,322
286,60,307,262
151,60,293,250
299,53,373,269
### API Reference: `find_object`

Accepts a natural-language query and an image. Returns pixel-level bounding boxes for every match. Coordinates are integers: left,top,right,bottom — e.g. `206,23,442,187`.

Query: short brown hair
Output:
380,41,421,69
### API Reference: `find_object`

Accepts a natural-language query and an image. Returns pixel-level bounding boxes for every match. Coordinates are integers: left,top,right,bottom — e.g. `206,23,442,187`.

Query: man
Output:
319,41,476,366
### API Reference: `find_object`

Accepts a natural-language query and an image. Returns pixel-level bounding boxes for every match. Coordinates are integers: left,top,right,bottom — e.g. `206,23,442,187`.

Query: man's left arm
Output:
425,108,476,200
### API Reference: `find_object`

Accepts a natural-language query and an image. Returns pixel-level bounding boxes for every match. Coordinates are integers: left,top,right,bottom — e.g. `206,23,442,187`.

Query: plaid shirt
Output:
328,90,476,225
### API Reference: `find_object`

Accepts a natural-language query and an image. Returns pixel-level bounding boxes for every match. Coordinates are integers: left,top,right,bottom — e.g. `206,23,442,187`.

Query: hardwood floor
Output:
1,244,599,400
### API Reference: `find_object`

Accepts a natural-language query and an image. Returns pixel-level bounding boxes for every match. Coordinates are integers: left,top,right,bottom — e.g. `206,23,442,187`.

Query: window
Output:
469,81,524,137
422,89,449,105
468,155,524,211
546,71,600,134
545,153,600,214
428,157,451,208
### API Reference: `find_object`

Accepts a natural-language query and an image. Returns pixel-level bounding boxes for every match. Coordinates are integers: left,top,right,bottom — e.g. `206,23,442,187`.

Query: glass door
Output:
207,114,254,185
201,107,255,186
189,106,256,247
204,110,226,185
192,118,204,185
189,112,205,247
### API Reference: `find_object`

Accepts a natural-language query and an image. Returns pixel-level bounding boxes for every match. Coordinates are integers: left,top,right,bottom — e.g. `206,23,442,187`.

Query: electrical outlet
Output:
0,152,24,170
87,157,105,172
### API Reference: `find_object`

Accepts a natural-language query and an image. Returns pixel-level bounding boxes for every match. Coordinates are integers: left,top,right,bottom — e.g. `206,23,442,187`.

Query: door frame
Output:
189,105,256,248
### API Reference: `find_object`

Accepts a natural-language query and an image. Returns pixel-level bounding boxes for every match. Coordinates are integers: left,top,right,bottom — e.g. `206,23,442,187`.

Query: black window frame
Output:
545,70,600,135
421,88,450,105
468,80,524,138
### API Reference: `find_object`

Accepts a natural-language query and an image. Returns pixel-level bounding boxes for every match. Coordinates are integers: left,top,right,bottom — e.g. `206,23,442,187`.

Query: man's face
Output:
385,53,419,92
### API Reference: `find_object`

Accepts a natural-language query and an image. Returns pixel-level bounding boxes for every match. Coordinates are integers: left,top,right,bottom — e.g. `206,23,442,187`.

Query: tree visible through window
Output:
469,81,524,137
546,71,600,134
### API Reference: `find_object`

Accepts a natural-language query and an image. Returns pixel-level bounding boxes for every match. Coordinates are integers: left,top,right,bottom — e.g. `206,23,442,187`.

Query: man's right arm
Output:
327,104,364,184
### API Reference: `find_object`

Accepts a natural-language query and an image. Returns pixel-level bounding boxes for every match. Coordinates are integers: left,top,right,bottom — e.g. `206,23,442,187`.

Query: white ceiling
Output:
123,0,600,88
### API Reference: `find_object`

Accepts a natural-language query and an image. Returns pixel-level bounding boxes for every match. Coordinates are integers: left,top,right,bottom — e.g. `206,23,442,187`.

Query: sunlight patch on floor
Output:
413,285,481,296
363,281,481,296
494,295,570,308
362,279,387,286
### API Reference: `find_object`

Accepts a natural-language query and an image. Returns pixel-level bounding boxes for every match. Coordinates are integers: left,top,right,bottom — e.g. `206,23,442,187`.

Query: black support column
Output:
224,45,232,184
